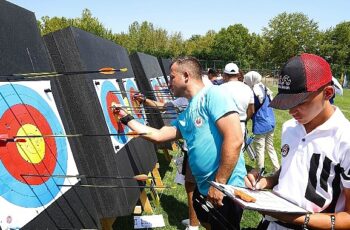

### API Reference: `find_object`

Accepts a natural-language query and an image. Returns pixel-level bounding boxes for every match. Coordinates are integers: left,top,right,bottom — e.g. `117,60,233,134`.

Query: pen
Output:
253,167,265,190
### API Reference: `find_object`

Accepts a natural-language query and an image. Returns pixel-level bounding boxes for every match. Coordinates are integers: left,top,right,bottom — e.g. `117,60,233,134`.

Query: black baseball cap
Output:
269,53,332,110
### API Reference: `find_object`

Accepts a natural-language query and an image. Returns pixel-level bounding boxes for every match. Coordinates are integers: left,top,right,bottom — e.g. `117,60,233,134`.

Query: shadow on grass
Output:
113,194,188,229
113,215,133,229
156,149,173,179
159,193,188,229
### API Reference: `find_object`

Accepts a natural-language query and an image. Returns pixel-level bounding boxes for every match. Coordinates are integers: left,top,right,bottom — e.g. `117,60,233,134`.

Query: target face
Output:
0,81,78,229
150,78,164,103
157,76,173,102
122,78,146,125
157,76,168,88
94,79,130,151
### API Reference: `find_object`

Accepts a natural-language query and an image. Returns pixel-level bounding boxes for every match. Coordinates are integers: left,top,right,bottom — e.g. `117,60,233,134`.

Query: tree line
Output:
38,9,350,77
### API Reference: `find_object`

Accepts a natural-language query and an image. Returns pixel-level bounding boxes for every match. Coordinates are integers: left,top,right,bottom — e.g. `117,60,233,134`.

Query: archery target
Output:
156,76,173,102
149,78,164,103
93,79,130,151
157,76,168,88
0,81,78,229
122,78,146,125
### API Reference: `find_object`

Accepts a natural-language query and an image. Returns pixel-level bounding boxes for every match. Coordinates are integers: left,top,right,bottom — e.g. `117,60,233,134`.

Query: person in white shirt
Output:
201,74,213,87
220,63,254,137
245,54,350,230
244,71,280,173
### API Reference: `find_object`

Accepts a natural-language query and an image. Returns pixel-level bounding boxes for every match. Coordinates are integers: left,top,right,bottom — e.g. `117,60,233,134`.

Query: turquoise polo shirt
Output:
172,85,246,195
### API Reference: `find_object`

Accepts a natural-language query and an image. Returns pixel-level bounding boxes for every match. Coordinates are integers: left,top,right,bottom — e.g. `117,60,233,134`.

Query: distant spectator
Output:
207,68,218,81
208,68,223,85
238,70,244,82
329,76,343,104
221,63,254,137
244,71,280,172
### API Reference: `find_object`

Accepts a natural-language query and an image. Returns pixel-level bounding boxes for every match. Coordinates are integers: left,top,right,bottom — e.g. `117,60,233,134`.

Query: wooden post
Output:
139,189,153,214
137,163,165,213
162,149,172,162
101,217,116,230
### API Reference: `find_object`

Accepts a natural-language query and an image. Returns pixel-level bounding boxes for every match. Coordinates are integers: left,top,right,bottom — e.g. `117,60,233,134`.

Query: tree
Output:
73,9,114,40
38,16,74,35
38,9,114,40
320,22,350,75
245,33,270,73
262,12,321,65
184,30,216,59
211,24,252,68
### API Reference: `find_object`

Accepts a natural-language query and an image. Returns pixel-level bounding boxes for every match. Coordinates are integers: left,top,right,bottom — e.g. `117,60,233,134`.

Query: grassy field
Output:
115,85,349,229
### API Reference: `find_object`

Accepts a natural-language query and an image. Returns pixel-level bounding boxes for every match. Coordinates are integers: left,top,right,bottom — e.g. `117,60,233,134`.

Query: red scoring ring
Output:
0,104,57,185
106,91,125,133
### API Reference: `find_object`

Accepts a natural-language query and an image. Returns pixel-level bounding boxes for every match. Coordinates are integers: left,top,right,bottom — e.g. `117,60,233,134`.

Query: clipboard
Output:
210,181,309,214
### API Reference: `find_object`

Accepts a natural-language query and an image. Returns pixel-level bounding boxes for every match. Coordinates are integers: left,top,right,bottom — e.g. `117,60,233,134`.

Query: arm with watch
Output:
245,172,350,229
111,103,181,144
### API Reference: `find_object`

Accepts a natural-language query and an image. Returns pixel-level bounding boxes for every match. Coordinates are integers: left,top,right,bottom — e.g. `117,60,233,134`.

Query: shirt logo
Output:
179,120,186,126
281,144,290,157
6,216,12,224
195,116,203,127
278,75,291,90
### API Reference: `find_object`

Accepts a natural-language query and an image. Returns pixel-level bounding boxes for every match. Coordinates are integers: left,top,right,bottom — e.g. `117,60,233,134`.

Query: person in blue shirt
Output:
113,57,246,230
133,94,200,229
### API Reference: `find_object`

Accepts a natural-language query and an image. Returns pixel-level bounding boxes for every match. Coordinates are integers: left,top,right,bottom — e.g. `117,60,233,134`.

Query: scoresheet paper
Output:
210,181,309,214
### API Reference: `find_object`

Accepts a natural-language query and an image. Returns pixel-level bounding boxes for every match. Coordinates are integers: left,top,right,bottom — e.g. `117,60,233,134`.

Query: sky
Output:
6,0,350,39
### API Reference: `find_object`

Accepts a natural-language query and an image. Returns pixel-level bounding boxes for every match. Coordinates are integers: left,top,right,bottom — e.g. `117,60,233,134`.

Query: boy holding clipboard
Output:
245,54,350,229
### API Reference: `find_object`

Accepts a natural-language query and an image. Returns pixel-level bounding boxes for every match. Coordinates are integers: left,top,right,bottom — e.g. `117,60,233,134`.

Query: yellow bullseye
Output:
16,124,45,164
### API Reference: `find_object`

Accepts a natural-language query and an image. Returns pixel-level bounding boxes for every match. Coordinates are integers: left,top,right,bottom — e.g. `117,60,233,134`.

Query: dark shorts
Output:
257,219,303,230
192,187,243,230
181,151,196,183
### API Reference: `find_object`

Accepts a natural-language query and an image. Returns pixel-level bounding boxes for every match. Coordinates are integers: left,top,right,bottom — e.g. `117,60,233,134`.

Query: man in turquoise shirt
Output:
172,85,246,195
113,57,246,230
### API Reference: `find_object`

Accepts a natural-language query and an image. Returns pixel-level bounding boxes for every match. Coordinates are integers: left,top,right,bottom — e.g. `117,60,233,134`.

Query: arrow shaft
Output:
114,105,186,110
58,184,171,189
14,132,149,139
21,174,153,180
109,90,170,93
0,68,127,80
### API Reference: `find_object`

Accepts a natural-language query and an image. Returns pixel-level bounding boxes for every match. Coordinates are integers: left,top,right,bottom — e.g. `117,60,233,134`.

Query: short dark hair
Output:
208,68,217,75
170,57,202,80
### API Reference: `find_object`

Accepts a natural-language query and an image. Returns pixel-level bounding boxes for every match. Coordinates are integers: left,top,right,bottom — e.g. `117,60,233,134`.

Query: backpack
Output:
252,87,275,135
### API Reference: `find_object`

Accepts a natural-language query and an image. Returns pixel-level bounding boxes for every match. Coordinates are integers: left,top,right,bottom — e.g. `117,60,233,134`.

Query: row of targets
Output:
93,78,146,153
149,76,173,103
149,76,181,125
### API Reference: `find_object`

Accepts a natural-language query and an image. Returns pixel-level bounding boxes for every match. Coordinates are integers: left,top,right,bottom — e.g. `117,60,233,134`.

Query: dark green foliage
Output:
38,10,349,79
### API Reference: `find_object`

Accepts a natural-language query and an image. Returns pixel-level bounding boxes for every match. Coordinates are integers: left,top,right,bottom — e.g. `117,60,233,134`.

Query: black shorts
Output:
192,187,243,230
181,151,196,183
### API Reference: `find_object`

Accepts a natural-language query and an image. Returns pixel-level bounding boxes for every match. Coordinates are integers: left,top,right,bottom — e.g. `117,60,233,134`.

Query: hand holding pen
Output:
244,167,265,190
253,167,265,190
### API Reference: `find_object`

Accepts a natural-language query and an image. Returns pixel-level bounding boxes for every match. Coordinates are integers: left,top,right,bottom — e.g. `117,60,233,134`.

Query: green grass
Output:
115,85,350,229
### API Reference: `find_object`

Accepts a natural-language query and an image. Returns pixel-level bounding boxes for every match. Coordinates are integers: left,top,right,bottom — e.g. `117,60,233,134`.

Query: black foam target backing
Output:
158,58,172,85
44,27,158,217
0,1,100,229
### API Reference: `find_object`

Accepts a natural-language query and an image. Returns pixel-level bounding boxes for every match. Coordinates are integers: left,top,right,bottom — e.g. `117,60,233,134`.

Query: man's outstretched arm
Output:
112,104,181,143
